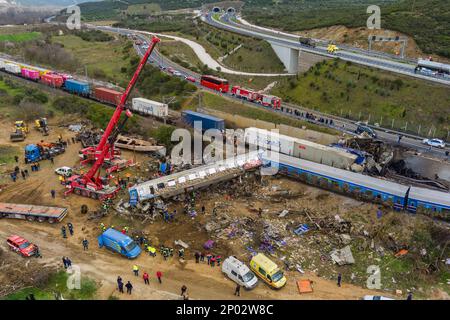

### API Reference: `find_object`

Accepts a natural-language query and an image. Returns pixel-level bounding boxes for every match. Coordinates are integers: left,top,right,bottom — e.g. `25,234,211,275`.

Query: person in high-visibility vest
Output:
133,265,139,276
147,246,156,257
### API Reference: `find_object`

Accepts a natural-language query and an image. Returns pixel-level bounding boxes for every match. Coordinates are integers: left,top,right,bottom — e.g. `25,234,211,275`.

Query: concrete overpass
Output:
203,12,450,86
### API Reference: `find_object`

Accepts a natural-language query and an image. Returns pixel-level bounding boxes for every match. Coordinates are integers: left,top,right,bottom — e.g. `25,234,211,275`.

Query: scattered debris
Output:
330,246,355,265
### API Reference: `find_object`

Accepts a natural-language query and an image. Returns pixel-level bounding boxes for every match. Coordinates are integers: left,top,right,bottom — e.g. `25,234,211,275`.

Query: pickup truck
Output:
7,235,37,257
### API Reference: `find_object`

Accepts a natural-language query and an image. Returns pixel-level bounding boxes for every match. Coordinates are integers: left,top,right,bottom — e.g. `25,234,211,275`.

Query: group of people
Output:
194,251,222,267
9,164,29,182
61,222,74,239
117,269,164,295
62,256,72,269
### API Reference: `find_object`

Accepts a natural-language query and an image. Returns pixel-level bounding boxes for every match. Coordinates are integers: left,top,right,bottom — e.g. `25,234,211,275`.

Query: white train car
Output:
245,127,357,170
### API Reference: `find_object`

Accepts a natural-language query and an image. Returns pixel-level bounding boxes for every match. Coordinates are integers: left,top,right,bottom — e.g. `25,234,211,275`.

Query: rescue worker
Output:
66,257,72,268
201,205,205,215
133,265,139,277
82,238,89,250
143,272,150,285
125,281,133,294
62,256,68,269
235,284,241,297
67,222,74,236
148,246,156,257
100,222,106,232
206,253,212,265
51,190,56,199
200,252,205,262
337,273,342,287
156,271,162,284
210,255,216,267
117,276,124,293
58,175,65,185
61,226,67,239
194,251,200,263
216,255,222,266
181,285,187,297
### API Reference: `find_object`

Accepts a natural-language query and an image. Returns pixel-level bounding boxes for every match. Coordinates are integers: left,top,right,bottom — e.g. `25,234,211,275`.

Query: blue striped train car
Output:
407,187,450,218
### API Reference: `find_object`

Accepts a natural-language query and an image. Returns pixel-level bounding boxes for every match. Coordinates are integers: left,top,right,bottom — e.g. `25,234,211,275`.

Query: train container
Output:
182,110,225,132
131,98,168,118
41,73,65,88
64,79,90,96
245,127,356,170
231,86,260,101
93,87,123,105
245,127,295,155
21,68,40,81
4,63,21,74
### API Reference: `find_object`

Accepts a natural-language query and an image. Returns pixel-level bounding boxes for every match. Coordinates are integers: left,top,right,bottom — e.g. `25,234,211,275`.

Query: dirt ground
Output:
295,25,450,63
0,119,447,300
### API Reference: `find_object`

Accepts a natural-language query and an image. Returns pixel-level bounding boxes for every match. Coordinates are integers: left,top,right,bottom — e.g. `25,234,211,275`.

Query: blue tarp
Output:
294,224,310,235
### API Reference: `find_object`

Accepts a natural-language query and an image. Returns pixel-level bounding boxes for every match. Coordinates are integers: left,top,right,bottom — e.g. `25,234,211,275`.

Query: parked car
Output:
173,70,182,76
355,123,377,138
55,166,73,177
6,235,37,257
422,138,446,149
167,67,175,74
363,295,395,300
185,76,196,83
222,256,258,289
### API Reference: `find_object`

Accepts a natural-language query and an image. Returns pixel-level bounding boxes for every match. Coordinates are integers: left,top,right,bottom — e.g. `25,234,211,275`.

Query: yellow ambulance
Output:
250,253,287,289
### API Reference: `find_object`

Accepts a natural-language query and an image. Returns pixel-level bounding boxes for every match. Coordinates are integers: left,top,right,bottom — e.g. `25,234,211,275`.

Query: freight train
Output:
261,151,450,219
0,58,124,106
1,57,283,113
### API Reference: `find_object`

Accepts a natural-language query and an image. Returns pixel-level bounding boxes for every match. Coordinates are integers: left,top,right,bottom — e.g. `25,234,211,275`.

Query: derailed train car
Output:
261,151,450,218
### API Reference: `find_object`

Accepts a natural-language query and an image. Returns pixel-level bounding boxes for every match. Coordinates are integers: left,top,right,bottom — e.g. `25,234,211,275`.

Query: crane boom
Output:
85,36,160,182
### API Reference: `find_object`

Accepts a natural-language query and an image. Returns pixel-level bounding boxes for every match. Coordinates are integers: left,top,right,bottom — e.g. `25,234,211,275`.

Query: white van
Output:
222,256,258,289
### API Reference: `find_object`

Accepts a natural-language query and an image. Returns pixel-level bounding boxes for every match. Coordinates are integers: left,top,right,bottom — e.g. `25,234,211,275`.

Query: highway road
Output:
90,24,450,159
204,13,450,87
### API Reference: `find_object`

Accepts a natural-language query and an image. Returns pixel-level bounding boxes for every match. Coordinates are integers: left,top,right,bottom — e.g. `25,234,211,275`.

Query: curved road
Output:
90,25,292,77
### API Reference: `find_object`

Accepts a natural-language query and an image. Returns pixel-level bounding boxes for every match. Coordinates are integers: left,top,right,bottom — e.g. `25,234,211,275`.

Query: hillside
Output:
243,0,450,58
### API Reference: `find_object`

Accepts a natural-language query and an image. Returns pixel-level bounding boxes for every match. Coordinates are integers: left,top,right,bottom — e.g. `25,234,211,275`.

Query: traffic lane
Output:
208,14,450,85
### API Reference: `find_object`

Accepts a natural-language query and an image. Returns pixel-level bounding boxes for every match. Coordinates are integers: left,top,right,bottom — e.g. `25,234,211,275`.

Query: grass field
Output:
51,34,134,85
185,91,339,136
0,32,41,42
0,145,20,165
159,40,204,72
126,3,161,15
3,271,97,300
274,59,450,138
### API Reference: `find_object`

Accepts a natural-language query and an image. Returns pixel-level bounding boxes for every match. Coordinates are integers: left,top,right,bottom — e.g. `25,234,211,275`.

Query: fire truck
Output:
231,86,282,109
231,86,260,102
260,94,282,109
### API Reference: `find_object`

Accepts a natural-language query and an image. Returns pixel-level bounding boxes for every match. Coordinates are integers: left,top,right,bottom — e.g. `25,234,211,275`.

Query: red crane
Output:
65,36,160,200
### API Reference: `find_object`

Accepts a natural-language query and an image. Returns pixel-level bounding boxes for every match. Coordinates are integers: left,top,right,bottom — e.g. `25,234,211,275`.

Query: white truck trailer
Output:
131,98,169,118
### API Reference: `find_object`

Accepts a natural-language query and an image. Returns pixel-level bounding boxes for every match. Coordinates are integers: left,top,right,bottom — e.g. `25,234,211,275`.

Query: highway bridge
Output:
203,12,450,86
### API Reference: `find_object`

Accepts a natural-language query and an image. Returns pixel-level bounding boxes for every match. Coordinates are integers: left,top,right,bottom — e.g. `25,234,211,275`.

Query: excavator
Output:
10,121,29,142
35,118,49,136
64,36,160,200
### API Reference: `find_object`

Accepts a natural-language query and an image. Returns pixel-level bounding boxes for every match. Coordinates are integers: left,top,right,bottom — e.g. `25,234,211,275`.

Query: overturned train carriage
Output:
128,152,262,204
261,151,450,218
